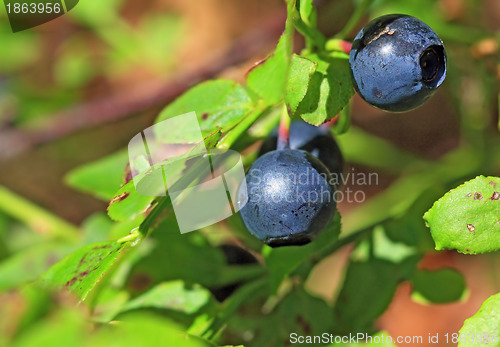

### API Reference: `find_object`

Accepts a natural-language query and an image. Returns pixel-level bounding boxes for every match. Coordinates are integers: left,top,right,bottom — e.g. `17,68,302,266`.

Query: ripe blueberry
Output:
259,121,344,187
349,14,446,112
237,149,336,247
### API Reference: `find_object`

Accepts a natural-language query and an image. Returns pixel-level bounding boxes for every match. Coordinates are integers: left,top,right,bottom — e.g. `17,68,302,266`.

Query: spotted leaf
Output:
424,176,500,254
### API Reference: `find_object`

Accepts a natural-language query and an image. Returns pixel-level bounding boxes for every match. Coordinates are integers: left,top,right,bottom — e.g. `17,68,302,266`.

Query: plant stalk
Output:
0,186,79,242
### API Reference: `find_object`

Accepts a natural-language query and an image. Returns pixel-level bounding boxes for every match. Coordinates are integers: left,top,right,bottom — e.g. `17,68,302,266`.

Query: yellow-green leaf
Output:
424,176,500,254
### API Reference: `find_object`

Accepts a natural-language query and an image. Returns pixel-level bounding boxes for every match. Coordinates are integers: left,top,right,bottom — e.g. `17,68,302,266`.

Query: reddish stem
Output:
341,40,352,54
320,114,339,129
277,108,291,150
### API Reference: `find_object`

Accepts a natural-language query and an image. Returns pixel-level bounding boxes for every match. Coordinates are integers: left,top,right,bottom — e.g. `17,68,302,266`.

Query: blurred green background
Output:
0,0,499,346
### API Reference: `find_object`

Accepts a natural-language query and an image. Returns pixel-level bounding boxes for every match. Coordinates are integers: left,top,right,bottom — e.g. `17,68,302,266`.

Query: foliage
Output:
458,293,500,347
424,176,500,254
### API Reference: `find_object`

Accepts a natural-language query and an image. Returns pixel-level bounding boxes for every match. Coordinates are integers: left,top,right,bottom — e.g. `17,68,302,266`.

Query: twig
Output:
335,0,373,39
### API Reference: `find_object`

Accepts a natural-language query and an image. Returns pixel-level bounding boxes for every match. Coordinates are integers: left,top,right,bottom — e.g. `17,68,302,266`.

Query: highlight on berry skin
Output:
237,148,336,248
348,14,447,113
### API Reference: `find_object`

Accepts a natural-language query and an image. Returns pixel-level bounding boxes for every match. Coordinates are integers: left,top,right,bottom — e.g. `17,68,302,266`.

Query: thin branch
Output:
336,0,373,40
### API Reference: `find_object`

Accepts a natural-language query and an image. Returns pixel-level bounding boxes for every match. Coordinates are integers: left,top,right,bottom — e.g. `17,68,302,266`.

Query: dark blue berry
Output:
237,149,336,247
259,121,344,187
349,14,446,112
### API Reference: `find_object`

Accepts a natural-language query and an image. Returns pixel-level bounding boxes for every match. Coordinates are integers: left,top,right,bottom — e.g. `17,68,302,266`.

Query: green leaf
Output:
15,309,212,347
410,268,467,304
226,286,333,346
458,293,500,347
90,286,130,323
383,187,441,252
262,288,334,346
264,212,341,293
0,285,53,343
107,139,221,223
424,175,500,254
280,288,334,335
285,54,317,115
91,312,213,347
246,33,292,105
81,213,115,244
299,0,315,26
110,80,254,222
0,242,74,291
343,147,481,236
65,150,129,201
333,256,419,333
296,54,354,125
106,177,154,222
126,217,226,293
202,278,269,340
331,99,351,135
39,240,136,303
13,308,88,347
371,225,417,263
155,79,254,138
120,281,212,315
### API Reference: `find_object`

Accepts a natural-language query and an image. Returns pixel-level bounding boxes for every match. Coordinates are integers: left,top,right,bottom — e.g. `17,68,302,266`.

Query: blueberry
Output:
349,14,446,112
259,121,344,187
237,149,336,247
